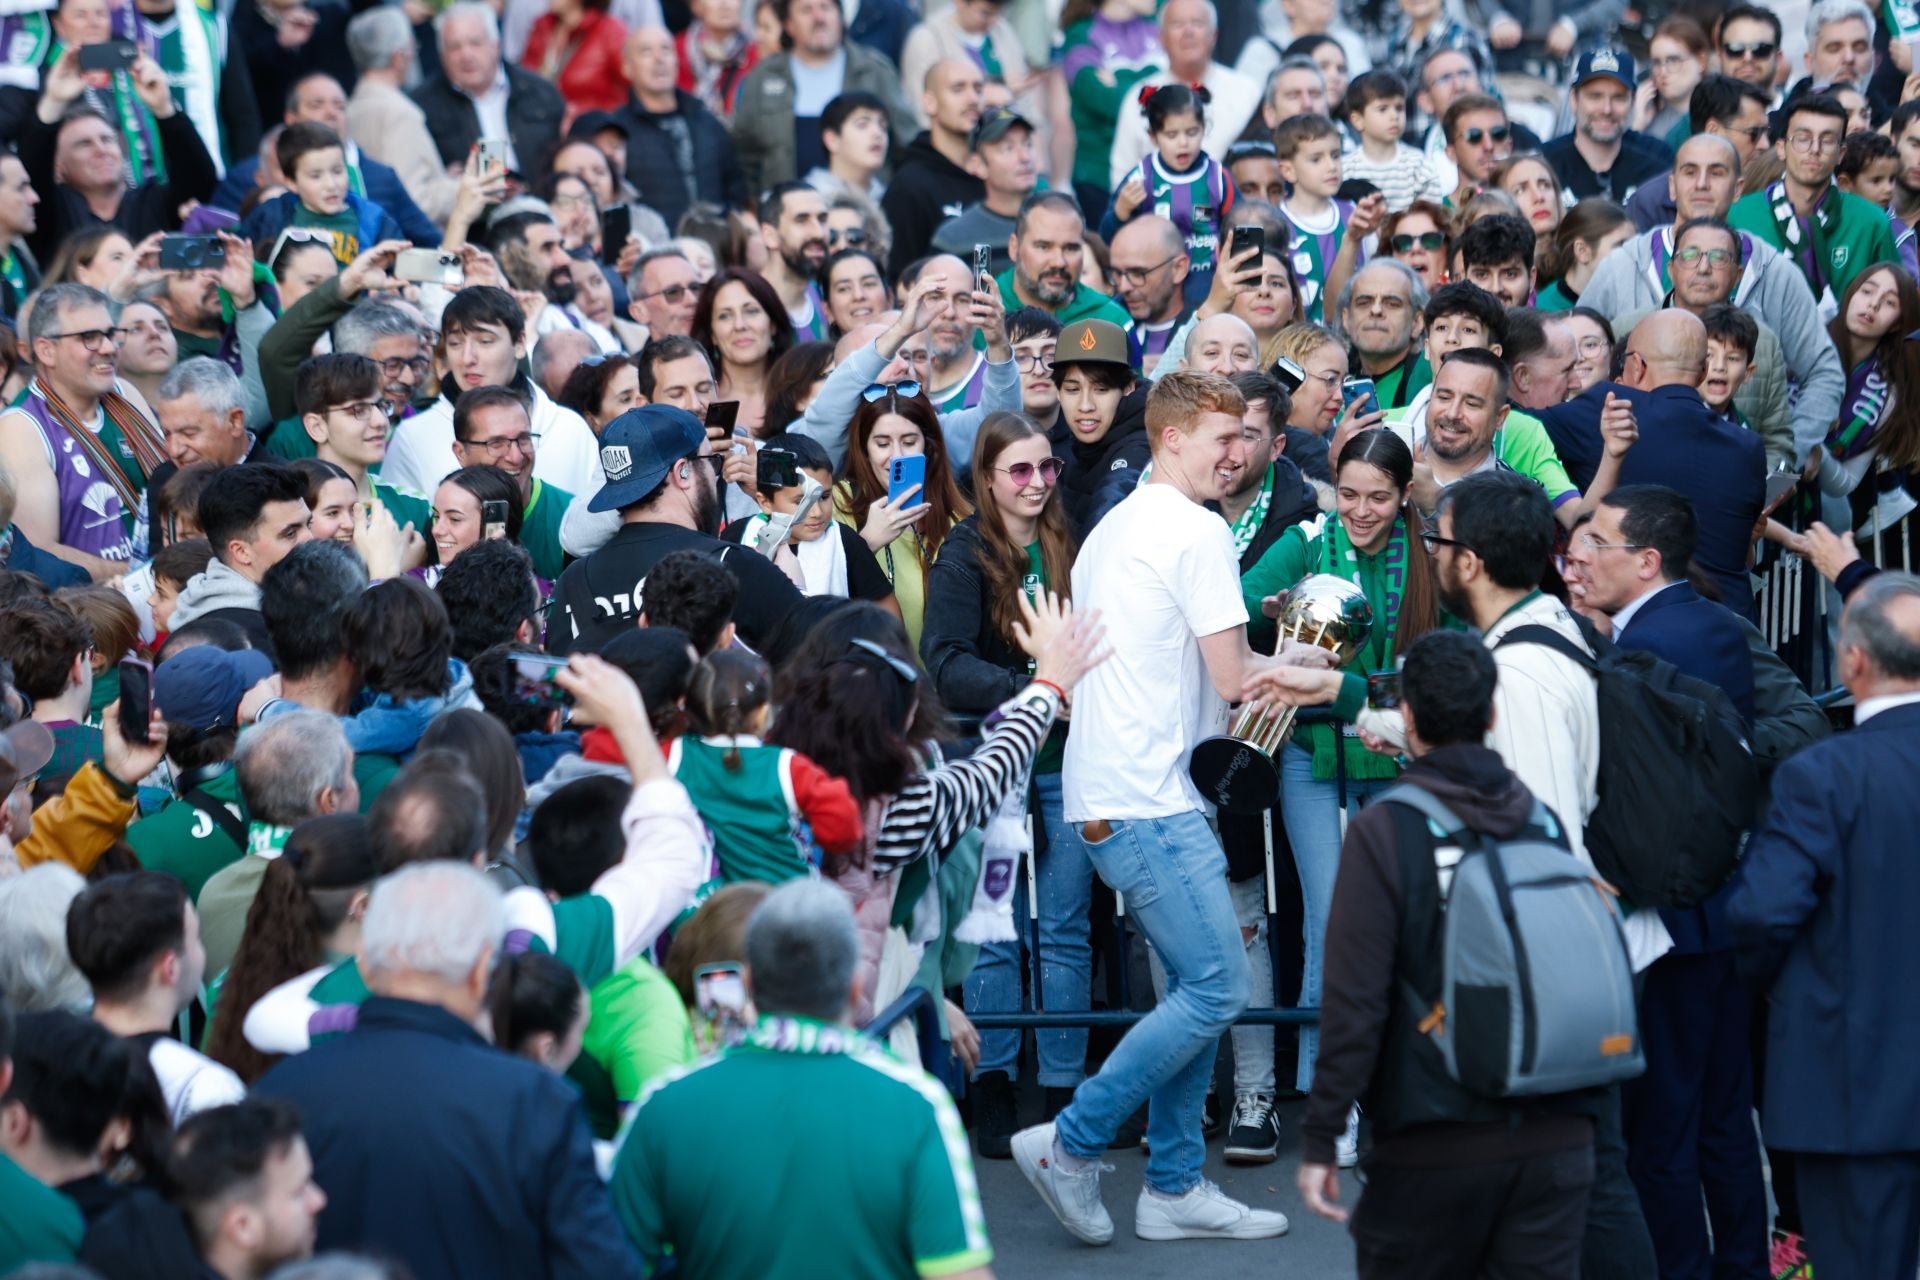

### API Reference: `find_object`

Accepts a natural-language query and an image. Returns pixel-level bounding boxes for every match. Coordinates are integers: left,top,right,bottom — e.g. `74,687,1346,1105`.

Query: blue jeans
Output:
964,770,1093,1086
1056,810,1249,1195
1282,743,1394,1094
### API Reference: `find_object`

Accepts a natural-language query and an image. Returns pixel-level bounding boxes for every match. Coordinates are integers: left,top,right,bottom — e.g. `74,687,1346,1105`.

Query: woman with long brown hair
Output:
1238,427,1438,1156
920,410,1090,1154
203,814,374,1083
691,267,795,437
835,382,972,650
1815,264,1920,538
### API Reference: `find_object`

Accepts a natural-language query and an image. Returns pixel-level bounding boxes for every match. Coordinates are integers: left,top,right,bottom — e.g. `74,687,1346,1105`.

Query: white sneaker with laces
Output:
1011,1122,1115,1245
1335,1106,1360,1169
1134,1179,1291,1241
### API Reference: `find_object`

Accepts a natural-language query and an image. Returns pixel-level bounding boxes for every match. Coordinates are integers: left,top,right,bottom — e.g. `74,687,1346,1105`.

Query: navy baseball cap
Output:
588,405,710,513
153,646,274,733
1572,48,1636,91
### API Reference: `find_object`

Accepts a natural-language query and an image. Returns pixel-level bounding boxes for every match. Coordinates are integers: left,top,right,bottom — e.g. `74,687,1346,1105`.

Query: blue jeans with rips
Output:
964,770,1094,1086
1054,809,1249,1196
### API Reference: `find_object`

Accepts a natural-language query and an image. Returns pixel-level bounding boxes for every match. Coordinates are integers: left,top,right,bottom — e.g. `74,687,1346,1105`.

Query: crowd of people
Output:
0,0,1917,1275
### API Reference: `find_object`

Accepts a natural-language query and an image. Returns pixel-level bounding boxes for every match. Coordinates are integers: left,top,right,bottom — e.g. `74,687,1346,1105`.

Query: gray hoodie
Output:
1581,230,1844,464
168,560,261,631
523,750,627,810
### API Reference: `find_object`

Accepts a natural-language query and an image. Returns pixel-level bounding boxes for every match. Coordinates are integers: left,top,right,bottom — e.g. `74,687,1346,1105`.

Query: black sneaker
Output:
1223,1093,1281,1164
1141,1091,1224,1153
972,1072,1017,1159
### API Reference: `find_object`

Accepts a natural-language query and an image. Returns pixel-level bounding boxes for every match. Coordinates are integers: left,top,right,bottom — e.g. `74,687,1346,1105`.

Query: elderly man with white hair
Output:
256,858,644,1279
411,1,568,175
1108,0,1262,187
345,6,463,224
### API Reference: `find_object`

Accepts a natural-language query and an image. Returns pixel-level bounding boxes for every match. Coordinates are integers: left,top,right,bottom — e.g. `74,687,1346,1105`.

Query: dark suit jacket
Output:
412,63,565,176
611,91,747,231
1616,580,1755,954
847,0,914,67
255,997,643,1280
210,154,441,247
1541,381,1766,623
1728,702,1920,1152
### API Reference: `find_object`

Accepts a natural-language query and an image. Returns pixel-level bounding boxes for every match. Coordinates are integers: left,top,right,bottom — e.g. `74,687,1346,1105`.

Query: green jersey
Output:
611,1015,991,1280
571,955,695,1139
125,765,247,899
1728,182,1899,313
520,478,570,581
1535,278,1579,312
292,204,367,269
0,1152,83,1273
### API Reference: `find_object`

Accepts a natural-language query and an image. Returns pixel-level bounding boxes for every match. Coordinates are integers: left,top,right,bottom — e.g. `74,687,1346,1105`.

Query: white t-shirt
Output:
1063,482,1249,821
147,1036,246,1125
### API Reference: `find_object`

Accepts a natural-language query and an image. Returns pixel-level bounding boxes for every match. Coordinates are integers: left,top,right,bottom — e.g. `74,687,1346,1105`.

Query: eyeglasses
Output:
827,227,869,247
1675,246,1734,266
1390,231,1446,254
638,283,697,303
1013,351,1054,373
1786,130,1841,155
842,636,919,684
1419,531,1473,554
694,451,727,477
462,431,534,456
1576,531,1648,552
1649,54,1694,71
377,356,433,380
996,457,1065,486
1112,255,1180,288
862,380,922,403
46,328,126,351
327,400,387,423
1719,40,1776,60
1461,124,1511,147
1303,368,1343,390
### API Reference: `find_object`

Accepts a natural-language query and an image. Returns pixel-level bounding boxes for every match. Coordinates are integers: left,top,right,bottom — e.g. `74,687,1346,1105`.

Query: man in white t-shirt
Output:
1013,369,1333,1247
67,871,247,1125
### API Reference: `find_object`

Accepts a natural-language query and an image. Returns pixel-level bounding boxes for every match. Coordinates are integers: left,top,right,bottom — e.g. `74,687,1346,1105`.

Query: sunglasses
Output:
1461,125,1511,147
828,227,869,247
1390,231,1446,253
842,637,919,684
639,283,697,302
995,457,1065,486
862,380,922,403
1719,40,1776,59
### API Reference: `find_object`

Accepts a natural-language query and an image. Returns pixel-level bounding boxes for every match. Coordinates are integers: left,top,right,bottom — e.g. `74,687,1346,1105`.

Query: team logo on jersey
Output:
1834,245,1851,270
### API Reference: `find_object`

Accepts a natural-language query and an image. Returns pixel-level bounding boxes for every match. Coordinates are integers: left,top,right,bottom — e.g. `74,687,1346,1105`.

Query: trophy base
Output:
1189,735,1283,815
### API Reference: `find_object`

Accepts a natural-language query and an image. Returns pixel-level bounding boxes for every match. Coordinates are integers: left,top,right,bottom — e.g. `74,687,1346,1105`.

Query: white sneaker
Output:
1135,1179,1291,1241
1011,1122,1115,1245
1335,1106,1360,1169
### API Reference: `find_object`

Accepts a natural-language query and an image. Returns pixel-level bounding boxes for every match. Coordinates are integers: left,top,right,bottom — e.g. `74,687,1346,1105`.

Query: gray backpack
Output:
1379,784,1645,1098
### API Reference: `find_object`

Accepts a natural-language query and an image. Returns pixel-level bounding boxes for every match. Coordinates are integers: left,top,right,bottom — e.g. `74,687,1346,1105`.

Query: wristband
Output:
1031,678,1068,701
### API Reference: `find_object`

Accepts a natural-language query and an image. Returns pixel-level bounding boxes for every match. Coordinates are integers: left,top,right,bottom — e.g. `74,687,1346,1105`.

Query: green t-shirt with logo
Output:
292,203,366,269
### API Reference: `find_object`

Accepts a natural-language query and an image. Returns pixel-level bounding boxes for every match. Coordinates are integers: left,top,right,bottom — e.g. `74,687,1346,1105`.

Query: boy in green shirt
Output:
238,122,405,270
297,353,432,535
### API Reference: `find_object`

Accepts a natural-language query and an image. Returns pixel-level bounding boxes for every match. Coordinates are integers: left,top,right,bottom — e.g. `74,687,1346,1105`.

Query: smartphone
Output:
78,39,138,72
157,235,224,271
394,247,463,287
693,963,751,1051
509,652,570,706
972,243,992,285
119,658,154,745
887,453,927,506
1764,470,1799,511
1230,223,1265,264
705,400,740,435
1366,669,1401,711
476,138,509,173
1272,354,1306,394
757,448,799,491
600,206,632,264
1343,377,1381,419
482,499,509,540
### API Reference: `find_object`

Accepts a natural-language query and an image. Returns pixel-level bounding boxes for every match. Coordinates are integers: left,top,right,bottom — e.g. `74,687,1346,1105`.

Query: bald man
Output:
1182,313,1259,377
1540,310,1765,621
1109,217,1193,374
882,58,988,278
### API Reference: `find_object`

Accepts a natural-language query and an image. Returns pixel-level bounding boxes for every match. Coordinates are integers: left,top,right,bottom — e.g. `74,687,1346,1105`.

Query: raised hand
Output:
859,485,931,550
1600,393,1637,459
129,55,177,118
1013,589,1110,691
215,232,257,309
340,240,410,299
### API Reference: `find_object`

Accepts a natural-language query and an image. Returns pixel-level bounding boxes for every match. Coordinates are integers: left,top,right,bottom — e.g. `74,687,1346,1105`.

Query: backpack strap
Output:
183,787,248,849
1377,782,1475,846
1494,623,1598,674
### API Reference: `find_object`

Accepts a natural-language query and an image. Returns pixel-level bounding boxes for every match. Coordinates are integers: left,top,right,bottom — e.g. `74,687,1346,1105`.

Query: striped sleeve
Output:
870,688,1059,874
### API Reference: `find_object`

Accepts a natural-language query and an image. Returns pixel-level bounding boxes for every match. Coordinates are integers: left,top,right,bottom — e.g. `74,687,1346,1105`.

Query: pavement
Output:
977,1097,1361,1280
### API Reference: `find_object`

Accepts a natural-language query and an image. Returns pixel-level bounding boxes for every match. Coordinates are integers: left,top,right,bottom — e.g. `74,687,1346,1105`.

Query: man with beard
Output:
909,254,1010,414
0,284,169,576
377,286,601,501
1337,259,1428,411
994,192,1132,330
758,184,833,343
1108,216,1192,376
488,211,620,350
146,230,274,427
547,404,801,654
0,153,40,324
1543,51,1674,204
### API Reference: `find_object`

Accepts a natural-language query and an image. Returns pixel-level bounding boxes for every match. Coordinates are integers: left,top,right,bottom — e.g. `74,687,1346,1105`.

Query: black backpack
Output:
1495,623,1759,908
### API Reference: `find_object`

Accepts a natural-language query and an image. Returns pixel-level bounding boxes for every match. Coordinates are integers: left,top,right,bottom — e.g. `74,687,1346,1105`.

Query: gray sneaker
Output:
1011,1122,1115,1245
1134,1180,1291,1241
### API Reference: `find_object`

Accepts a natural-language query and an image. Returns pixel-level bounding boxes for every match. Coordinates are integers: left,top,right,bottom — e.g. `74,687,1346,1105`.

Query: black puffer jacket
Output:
1053,385,1151,532
919,515,1030,713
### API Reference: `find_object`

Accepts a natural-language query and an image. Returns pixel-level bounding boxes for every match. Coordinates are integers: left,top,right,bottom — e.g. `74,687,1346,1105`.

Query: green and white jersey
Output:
611,1015,992,1280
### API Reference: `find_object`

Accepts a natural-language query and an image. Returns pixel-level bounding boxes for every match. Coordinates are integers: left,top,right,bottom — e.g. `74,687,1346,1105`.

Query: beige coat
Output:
348,78,461,226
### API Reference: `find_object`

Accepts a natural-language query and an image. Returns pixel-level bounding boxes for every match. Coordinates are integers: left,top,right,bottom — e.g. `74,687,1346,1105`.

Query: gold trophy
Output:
1188,573,1375,814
